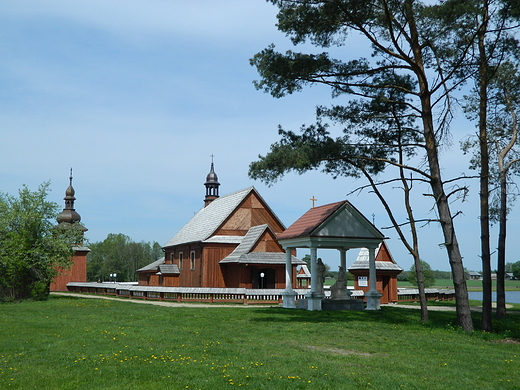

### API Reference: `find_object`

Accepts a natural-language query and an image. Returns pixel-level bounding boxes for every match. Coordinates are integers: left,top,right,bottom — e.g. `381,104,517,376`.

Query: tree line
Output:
87,233,162,283
0,183,163,300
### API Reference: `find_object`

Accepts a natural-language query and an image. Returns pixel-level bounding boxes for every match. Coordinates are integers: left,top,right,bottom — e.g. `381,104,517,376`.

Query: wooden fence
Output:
66,282,455,305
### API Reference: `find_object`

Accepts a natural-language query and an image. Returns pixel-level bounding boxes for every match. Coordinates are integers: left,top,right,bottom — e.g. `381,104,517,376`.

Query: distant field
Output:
0,296,519,389
397,279,520,291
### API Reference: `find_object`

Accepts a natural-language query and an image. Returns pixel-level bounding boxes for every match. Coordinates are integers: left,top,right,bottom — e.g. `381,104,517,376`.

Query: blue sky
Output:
1,0,519,273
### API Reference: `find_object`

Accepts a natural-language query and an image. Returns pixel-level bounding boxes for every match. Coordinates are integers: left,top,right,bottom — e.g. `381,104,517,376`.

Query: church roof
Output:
297,264,311,278
220,224,270,262
348,243,403,272
163,187,280,248
220,252,304,265
219,224,304,265
136,257,165,272
158,263,180,274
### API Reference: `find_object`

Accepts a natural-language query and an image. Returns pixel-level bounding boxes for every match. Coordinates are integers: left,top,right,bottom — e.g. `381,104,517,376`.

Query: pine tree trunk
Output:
405,0,473,331
478,0,493,332
496,170,508,317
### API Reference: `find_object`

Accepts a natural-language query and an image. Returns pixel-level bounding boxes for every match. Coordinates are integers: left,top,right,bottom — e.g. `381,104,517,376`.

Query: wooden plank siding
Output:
50,250,88,291
202,245,234,288
250,229,285,253
217,192,285,236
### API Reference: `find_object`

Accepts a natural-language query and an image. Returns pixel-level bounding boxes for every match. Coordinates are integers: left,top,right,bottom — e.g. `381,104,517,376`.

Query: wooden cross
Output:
310,196,318,208
210,154,215,163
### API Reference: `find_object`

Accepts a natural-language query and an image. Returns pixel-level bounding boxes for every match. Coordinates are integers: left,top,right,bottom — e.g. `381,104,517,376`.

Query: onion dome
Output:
204,160,220,206
57,169,85,229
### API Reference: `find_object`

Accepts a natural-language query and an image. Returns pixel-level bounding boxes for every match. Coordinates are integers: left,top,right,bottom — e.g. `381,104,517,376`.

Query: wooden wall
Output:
50,250,88,291
350,271,399,304
217,192,285,236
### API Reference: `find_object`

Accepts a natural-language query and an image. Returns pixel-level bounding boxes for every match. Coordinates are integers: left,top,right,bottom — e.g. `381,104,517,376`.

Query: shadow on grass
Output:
248,306,520,339
46,294,520,339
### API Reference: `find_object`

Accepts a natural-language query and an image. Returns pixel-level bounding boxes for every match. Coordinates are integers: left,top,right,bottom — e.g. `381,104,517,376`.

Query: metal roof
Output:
277,201,347,240
277,200,385,249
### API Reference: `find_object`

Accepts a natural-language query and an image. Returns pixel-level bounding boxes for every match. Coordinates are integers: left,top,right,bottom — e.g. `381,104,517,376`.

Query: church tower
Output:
50,169,89,291
204,159,220,207
57,169,84,229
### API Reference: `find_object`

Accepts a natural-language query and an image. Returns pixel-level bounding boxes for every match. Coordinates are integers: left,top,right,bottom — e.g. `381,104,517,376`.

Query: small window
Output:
190,251,195,270
170,253,174,264
179,252,183,270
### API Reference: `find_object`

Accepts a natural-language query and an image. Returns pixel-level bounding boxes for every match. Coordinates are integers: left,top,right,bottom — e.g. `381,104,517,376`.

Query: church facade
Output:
137,163,304,289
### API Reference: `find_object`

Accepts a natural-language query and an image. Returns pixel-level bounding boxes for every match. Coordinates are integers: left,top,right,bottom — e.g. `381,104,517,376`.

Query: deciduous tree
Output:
408,260,435,288
0,183,81,301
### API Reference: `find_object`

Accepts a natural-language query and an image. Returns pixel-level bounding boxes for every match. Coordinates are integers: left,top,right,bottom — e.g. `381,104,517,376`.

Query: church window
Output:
190,251,195,270
178,252,183,270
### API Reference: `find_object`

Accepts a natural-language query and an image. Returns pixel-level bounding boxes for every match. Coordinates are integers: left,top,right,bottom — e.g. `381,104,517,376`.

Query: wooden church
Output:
348,241,402,304
137,163,304,289
50,171,90,291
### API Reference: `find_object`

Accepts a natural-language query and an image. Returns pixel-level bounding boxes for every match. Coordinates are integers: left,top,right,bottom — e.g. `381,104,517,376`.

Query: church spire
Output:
57,168,83,226
204,156,220,207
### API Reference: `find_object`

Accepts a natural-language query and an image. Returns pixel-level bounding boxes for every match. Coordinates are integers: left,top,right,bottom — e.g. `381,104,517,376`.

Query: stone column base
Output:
364,290,383,310
282,290,298,309
304,292,325,311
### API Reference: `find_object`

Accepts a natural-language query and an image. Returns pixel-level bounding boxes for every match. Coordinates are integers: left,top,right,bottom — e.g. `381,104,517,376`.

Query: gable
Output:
314,203,384,240
375,241,394,263
250,228,284,253
216,191,285,236
163,187,253,248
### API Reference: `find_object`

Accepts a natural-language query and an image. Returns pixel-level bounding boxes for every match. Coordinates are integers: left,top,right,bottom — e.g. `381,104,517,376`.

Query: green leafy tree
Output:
0,183,81,301
249,0,477,330
408,260,435,288
87,234,162,282
512,261,520,279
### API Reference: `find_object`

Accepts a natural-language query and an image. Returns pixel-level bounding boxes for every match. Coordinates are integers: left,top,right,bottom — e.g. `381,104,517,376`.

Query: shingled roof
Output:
164,187,277,248
136,257,165,273
348,243,402,272
219,224,304,265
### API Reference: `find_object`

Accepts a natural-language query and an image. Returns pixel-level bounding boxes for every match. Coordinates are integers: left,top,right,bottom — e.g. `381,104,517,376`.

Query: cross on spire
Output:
310,196,318,208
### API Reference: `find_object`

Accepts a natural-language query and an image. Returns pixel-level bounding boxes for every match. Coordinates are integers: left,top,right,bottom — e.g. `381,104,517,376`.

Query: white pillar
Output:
368,246,377,293
339,248,351,297
365,245,382,310
285,248,293,288
282,247,297,308
310,246,318,294
305,246,322,311
340,249,347,270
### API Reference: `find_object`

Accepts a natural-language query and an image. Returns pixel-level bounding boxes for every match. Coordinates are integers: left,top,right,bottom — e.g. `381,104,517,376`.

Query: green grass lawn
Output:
1,296,519,390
